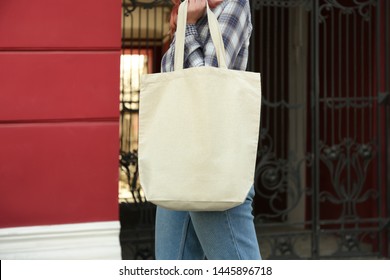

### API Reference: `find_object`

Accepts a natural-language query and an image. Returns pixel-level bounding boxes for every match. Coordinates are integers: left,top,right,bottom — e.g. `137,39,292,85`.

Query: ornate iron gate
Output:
119,0,389,259
119,0,172,259
251,0,389,259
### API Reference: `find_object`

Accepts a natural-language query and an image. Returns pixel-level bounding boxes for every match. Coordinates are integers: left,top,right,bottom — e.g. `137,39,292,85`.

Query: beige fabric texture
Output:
139,0,261,211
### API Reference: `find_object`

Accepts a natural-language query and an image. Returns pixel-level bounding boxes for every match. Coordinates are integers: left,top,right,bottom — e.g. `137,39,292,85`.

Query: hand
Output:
187,0,206,24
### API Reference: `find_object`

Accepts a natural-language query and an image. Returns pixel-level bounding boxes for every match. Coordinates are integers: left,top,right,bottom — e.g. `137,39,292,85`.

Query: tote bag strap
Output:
174,0,228,71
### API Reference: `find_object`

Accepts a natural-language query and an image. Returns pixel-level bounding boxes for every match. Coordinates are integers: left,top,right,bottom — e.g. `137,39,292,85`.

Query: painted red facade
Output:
0,0,122,227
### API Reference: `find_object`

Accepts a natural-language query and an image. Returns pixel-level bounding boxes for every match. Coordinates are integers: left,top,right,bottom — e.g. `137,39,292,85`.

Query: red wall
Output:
0,0,121,227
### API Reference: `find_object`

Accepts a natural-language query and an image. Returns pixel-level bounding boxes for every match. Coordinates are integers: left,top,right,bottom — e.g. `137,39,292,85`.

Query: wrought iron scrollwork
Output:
252,0,311,10
123,0,172,15
261,98,304,109
324,98,375,109
318,0,376,23
120,150,145,203
255,129,310,221
319,139,378,217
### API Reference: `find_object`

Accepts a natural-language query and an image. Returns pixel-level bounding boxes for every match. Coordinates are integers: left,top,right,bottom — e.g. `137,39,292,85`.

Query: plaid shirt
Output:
161,0,253,72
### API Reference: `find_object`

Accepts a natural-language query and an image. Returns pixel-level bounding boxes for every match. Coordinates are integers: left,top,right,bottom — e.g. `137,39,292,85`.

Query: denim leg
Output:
190,187,261,260
155,207,205,260
155,187,261,260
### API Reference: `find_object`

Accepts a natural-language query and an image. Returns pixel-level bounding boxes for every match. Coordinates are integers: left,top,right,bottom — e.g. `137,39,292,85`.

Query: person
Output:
155,0,261,260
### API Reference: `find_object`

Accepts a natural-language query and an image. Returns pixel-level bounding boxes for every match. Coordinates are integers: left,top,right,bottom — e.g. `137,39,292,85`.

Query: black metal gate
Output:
251,0,389,259
119,0,389,259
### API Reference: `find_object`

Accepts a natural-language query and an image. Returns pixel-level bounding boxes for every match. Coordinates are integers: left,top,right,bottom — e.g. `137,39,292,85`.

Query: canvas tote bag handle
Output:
174,0,228,71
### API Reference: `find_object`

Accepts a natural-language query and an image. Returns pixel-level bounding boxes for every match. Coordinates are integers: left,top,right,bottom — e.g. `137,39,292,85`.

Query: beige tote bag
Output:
138,0,261,211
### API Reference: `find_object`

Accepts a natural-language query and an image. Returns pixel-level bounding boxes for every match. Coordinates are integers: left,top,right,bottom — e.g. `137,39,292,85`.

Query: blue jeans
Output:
155,186,261,260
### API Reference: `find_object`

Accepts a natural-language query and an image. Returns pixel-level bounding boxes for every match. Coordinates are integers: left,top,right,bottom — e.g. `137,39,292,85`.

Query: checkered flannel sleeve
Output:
161,0,252,72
